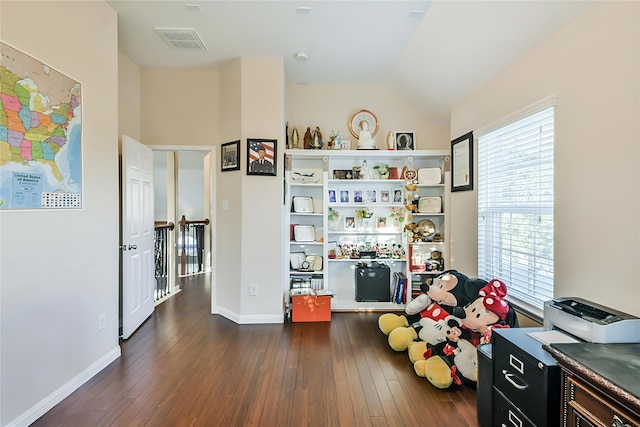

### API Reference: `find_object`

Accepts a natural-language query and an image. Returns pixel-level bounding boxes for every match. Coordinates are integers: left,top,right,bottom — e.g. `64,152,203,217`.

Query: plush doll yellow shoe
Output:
407,341,428,364
387,326,418,351
414,357,454,389
412,339,479,389
378,313,409,335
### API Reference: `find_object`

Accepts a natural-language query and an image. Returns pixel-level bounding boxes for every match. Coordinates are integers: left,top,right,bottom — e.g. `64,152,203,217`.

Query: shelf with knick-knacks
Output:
284,149,450,311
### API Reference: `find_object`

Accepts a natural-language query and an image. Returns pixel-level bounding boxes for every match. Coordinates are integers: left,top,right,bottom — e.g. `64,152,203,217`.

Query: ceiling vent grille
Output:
153,27,207,51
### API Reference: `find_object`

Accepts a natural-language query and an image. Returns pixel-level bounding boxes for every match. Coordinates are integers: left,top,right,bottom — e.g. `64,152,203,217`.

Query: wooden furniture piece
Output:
545,343,640,427
492,327,561,426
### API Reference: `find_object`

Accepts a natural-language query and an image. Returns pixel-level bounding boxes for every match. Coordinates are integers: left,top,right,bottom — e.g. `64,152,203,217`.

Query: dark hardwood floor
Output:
32,274,479,426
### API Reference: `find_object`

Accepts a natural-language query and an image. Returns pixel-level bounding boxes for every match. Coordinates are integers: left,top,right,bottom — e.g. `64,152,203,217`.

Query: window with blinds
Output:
477,101,555,317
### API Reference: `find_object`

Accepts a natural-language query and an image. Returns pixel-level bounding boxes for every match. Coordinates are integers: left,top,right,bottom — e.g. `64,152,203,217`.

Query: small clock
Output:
301,260,310,270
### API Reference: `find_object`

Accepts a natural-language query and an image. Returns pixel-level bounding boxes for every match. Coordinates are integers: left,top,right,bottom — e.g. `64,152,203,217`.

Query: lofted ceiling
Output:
107,0,596,127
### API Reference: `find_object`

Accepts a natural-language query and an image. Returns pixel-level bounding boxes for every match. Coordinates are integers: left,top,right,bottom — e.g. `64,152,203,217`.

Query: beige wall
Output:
239,57,285,320
217,59,243,315
118,52,142,141
450,1,640,316
286,83,449,150
141,68,220,147
1,1,121,425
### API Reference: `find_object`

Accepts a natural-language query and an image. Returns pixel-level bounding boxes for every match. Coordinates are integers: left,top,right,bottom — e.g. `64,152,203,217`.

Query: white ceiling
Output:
107,0,596,127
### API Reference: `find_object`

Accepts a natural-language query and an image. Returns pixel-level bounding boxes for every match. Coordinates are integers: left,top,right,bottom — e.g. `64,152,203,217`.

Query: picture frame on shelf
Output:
221,140,240,172
366,190,377,204
339,189,350,203
393,189,403,204
345,216,356,229
380,190,390,203
353,190,363,203
377,216,387,229
418,196,442,213
451,131,474,192
328,189,337,203
394,131,415,150
247,139,277,176
333,169,353,179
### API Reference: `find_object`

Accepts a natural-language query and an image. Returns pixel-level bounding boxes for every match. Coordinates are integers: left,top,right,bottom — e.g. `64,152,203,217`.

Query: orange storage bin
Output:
292,295,331,322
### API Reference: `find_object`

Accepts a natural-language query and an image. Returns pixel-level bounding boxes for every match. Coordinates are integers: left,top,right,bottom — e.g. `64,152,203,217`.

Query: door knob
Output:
128,244,137,250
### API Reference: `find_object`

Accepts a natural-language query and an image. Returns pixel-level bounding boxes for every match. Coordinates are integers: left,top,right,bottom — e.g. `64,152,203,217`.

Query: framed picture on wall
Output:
451,131,474,192
247,139,277,176
221,140,240,172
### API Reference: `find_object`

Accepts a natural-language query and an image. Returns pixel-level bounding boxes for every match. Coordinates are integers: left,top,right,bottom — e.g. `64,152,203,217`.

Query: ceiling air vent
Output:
153,27,207,51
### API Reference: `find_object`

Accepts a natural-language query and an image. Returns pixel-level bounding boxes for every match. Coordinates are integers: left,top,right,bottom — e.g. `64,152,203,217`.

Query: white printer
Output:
544,297,640,343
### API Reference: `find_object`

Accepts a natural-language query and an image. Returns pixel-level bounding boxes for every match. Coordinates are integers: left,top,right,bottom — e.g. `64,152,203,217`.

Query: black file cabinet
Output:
492,328,561,427
477,343,493,427
355,265,391,302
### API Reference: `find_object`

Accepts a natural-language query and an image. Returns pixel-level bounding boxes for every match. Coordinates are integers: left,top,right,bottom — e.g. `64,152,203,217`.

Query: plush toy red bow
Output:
479,279,509,320
482,323,510,344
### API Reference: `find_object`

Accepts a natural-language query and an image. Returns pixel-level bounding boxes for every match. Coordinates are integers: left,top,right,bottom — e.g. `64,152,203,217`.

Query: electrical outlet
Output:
98,313,106,331
250,283,258,296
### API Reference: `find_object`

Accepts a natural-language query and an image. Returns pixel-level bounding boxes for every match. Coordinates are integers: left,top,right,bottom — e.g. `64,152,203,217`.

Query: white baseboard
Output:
8,345,121,427
215,306,284,324
238,314,284,324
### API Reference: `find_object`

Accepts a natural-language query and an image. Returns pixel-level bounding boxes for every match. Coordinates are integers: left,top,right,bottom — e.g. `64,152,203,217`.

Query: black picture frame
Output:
221,140,240,172
394,131,415,150
247,139,277,176
451,131,474,192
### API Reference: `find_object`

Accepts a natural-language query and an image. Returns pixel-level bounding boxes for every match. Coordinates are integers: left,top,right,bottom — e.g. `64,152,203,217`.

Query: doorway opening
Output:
152,147,215,305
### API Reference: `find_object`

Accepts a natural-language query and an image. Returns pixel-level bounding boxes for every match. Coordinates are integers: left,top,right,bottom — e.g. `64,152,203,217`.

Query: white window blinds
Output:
477,103,555,315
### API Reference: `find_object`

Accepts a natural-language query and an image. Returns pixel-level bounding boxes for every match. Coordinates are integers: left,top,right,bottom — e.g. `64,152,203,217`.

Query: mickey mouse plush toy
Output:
412,316,480,388
378,270,474,351
453,279,518,346
409,279,519,389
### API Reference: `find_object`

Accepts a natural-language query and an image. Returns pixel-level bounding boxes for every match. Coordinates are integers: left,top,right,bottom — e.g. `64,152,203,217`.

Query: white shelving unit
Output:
284,149,450,311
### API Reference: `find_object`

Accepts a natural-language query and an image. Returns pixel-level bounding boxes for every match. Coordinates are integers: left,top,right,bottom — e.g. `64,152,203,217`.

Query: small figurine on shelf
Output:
387,131,395,150
328,130,338,150
360,160,371,179
303,127,312,149
357,120,376,150
310,127,323,149
291,126,300,149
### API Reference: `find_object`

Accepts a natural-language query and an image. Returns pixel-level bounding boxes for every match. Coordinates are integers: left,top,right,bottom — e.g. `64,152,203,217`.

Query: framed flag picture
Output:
247,139,277,176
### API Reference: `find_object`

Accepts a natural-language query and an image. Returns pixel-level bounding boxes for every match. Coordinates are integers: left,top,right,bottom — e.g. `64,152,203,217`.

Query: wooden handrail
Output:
179,216,210,227
154,221,175,230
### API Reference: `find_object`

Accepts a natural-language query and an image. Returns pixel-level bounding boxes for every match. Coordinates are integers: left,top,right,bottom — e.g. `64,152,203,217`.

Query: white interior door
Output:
121,135,155,339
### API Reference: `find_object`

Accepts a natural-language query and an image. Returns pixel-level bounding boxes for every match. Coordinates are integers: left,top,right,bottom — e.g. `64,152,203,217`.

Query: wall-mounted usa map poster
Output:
0,41,82,210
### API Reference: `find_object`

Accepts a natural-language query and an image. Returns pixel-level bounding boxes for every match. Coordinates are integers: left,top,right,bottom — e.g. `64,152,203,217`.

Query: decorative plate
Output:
349,109,378,138
403,169,417,181
417,219,436,239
